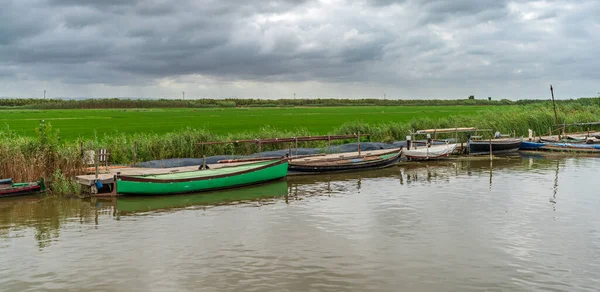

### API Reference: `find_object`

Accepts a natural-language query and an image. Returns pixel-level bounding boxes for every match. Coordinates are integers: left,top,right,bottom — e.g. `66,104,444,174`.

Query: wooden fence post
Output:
357,132,361,156
133,141,137,167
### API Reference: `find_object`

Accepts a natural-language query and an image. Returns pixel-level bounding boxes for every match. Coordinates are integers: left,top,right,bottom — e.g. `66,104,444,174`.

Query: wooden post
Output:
550,85,561,140
133,141,137,167
455,129,458,144
295,137,298,156
79,141,83,159
489,137,493,161
357,132,361,156
549,127,552,137
112,175,117,196
327,135,331,153
95,150,99,180
257,140,261,159
202,155,207,170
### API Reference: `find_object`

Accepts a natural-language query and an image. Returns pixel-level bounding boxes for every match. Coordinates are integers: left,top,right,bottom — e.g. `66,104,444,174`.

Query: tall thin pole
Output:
182,91,185,100
44,90,46,99
550,85,560,139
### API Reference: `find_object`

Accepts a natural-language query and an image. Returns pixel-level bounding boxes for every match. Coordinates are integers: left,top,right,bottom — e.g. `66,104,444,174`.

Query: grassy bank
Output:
1,100,599,196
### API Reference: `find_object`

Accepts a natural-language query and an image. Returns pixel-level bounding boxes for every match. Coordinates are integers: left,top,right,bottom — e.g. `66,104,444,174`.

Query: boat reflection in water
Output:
286,167,402,197
113,180,289,215
397,156,558,187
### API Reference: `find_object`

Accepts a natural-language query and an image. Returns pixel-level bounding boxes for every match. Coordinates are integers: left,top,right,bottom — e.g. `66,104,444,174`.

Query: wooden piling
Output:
327,135,331,153
489,137,493,161
357,131,361,156
295,137,298,156
550,85,561,139
257,141,261,159
133,141,137,167
95,150,99,180
202,155,207,170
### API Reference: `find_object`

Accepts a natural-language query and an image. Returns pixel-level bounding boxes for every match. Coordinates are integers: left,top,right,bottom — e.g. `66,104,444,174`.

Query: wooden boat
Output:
116,159,288,195
403,143,457,160
0,178,46,198
288,149,401,174
468,138,521,155
539,134,600,144
520,141,600,153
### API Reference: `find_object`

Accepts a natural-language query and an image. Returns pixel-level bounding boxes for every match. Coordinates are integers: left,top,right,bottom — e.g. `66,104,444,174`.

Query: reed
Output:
336,102,600,141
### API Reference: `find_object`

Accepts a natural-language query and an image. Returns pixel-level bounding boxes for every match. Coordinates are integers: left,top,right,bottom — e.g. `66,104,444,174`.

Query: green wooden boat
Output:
116,159,288,195
115,180,288,213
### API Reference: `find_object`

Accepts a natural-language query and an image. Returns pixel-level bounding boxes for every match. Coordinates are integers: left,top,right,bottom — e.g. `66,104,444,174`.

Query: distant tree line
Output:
0,97,598,109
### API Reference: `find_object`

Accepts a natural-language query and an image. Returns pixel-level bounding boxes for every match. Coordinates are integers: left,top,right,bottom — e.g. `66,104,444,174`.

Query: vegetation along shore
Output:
1,97,599,196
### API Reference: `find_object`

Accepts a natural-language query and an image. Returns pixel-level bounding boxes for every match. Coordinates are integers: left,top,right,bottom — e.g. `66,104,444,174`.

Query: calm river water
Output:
1,155,599,292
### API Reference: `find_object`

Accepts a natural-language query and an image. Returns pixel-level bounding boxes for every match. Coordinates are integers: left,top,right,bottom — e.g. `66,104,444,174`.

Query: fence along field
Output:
0,106,492,140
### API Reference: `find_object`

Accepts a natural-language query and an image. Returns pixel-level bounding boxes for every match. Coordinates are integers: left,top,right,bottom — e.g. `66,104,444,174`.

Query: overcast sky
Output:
1,0,599,99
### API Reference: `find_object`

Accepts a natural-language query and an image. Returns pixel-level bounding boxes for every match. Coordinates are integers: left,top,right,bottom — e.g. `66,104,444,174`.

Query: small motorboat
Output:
403,143,457,160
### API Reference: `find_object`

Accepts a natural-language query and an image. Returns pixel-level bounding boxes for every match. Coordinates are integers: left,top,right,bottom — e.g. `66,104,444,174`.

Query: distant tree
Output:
468,95,475,100
488,97,492,101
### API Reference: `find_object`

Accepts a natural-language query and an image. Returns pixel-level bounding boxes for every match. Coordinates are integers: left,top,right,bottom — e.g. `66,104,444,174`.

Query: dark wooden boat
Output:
0,178,46,198
468,138,522,155
288,149,401,174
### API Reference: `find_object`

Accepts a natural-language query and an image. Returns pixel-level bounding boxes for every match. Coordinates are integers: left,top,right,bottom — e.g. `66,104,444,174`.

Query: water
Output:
1,156,600,292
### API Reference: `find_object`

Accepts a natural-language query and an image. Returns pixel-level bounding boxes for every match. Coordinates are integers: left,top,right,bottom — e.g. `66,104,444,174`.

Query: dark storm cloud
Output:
0,0,599,98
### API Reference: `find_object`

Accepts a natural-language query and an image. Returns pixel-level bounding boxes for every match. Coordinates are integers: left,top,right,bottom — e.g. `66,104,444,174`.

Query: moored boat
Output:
468,138,522,155
520,141,600,153
403,143,457,160
288,149,401,175
0,178,46,198
116,159,289,195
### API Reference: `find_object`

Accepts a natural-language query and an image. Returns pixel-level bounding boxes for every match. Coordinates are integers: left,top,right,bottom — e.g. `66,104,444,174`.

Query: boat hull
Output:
117,160,289,195
288,150,401,175
0,184,43,198
468,139,521,155
403,144,457,160
520,141,600,153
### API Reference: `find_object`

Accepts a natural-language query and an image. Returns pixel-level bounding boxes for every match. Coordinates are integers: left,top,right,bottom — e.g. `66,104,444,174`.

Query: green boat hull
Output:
117,160,288,195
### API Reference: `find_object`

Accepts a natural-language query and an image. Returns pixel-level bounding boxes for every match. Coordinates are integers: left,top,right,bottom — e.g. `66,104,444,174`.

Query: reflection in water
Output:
113,180,289,215
0,198,97,249
551,160,560,211
1,156,600,292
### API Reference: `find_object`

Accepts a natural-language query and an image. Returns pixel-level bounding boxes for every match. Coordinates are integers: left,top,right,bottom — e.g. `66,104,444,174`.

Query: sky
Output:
1,0,599,100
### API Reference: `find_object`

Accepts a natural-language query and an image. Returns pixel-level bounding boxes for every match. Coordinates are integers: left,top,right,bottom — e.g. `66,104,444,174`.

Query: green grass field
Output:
0,106,499,140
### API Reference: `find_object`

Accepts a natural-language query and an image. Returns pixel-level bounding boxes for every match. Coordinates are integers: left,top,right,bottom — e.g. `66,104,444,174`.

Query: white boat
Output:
403,143,457,160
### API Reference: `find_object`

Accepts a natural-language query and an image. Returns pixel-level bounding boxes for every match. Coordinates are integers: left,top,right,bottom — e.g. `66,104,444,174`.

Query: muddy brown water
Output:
1,155,599,292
